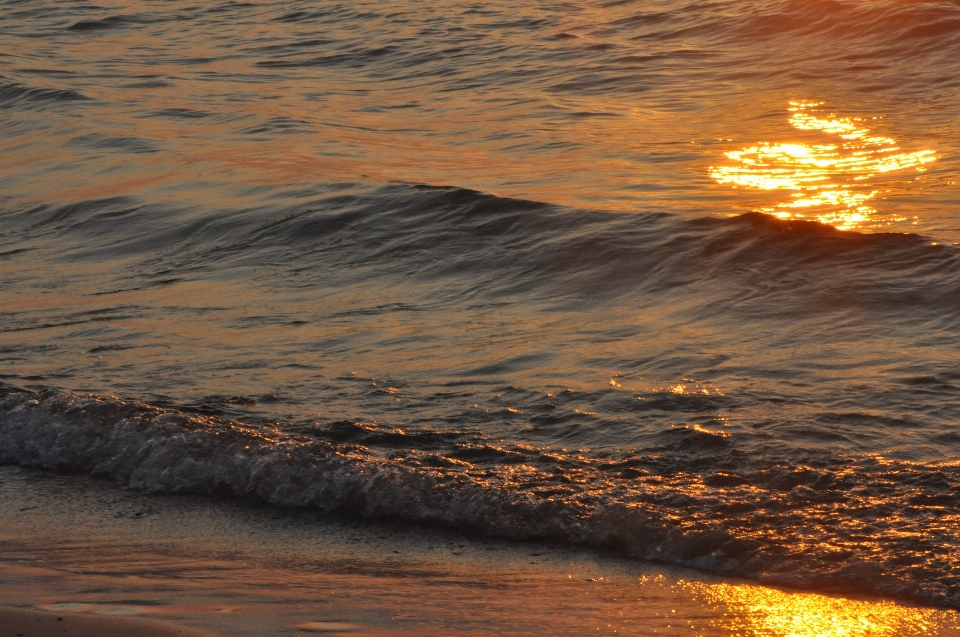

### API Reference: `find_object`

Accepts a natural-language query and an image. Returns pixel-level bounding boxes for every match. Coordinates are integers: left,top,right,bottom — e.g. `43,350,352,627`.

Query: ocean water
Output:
2,0,959,613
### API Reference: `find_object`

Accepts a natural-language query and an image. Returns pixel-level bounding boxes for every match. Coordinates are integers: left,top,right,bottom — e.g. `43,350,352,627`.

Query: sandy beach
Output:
2,465,958,637
0,607,213,637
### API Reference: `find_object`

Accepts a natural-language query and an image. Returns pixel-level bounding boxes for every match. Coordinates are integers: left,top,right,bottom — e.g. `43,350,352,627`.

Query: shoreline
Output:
2,464,959,636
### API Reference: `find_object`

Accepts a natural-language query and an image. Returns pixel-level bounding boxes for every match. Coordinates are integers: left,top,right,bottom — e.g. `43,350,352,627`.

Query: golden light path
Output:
676,579,960,637
711,101,937,230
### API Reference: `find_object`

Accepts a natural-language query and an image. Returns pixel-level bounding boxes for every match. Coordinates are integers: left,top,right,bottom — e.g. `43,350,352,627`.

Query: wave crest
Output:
3,387,958,609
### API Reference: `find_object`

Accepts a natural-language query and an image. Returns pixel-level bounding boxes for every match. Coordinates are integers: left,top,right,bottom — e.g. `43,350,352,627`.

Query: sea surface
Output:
2,0,960,612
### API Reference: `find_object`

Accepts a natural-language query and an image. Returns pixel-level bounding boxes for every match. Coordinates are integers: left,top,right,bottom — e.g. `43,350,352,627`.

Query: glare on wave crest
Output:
711,101,937,231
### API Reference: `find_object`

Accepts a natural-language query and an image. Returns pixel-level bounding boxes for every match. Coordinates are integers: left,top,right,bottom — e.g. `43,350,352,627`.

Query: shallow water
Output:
2,0,960,612
3,465,959,637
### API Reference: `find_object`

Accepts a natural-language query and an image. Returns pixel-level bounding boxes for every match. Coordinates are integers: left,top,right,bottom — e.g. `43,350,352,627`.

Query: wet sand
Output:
2,465,958,637
0,607,212,637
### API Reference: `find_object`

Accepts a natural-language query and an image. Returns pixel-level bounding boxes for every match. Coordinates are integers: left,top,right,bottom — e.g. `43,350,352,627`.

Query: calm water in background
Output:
2,0,960,611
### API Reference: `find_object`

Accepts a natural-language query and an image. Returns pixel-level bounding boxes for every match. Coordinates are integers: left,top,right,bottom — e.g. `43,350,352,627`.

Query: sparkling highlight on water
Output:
711,102,937,230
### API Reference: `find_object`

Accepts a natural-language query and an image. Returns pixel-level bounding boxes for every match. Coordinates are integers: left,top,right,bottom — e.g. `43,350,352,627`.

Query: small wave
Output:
148,107,212,120
255,46,398,69
236,186,960,319
271,9,336,24
2,388,958,609
68,16,134,32
66,133,159,155
239,116,311,136
0,81,90,107
12,184,960,323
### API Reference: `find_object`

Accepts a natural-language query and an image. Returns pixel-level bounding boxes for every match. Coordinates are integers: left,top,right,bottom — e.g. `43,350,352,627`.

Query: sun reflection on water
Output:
711,101,937,230
679,580,960,637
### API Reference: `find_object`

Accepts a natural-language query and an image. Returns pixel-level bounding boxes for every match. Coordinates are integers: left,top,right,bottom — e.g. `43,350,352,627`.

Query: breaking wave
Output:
3,388,958,610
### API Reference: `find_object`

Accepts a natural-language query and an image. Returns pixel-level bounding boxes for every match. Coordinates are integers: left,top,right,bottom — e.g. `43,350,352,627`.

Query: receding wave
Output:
2,387,957,609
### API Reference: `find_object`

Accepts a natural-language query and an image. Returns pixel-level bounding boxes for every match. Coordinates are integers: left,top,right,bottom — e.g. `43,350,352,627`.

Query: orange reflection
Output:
711,101,937,230
680,580,960,637
679,580,960,637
